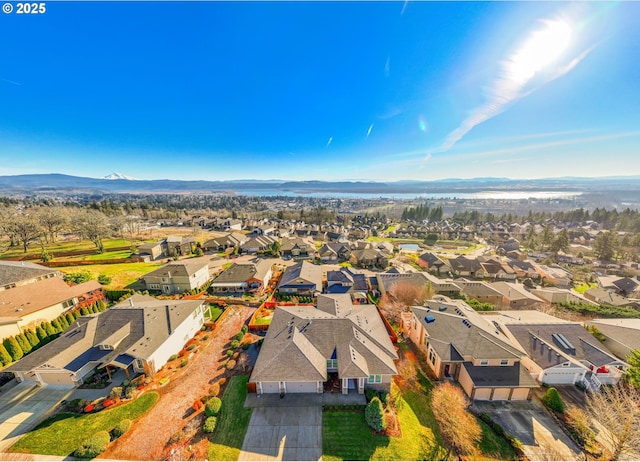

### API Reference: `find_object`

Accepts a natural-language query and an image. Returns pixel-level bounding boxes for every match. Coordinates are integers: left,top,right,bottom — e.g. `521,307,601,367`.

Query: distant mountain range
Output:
0,173,639,196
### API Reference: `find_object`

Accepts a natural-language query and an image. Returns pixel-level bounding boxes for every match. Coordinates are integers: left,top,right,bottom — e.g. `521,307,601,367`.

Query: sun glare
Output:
508,19,572,84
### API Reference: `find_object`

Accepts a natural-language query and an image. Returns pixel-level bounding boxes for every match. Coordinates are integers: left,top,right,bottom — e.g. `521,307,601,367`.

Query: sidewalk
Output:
245,391,366,408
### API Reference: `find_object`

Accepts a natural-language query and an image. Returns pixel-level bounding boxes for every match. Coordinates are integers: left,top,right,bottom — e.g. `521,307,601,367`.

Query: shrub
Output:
97,274,112,285
103,398,115,407
187,344,196,351
365,389,377,402
64,270,93,285
84,403,95,413
168,354,179,361
230,340,240,349
203,416,217,433
205,397,222,416
226,350,234,357
180,359,188,368
241,324,248,335
226,359,237,370
168,430,184,444
541,387,564,413
73,431,111,459
241,343,250,350
209,383,221,397
203,335,210,340
113,419,131,438
365,397,386,431
565,407,595,445
109,386,123,399
235,332,244,342
380,391,390,406
192,399,204,411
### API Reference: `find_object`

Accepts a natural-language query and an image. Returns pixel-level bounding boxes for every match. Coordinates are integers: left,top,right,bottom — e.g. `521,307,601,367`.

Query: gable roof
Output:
586,319,640,355
5,295,203,374
142,261,209,280
0,261,59,287
278,261,322,290
250,295,397,383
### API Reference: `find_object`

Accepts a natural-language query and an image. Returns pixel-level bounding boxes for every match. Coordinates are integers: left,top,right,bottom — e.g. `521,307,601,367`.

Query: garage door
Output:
259,382,280,393
474,388,492,400
286,382,317,393
38,372,76,386
510,388,531,400
491,388,511,401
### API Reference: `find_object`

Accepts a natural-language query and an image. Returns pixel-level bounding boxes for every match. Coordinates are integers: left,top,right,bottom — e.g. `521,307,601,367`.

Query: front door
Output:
444,364,451,377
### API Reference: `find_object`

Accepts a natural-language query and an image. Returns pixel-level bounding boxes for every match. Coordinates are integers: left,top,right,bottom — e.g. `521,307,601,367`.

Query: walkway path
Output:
101,304,254,461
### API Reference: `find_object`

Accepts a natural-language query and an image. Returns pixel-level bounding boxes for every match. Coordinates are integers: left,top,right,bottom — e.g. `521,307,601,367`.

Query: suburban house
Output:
491,282,544,310
317,242,351,263
281,237,314,259
530,287,593,305
422,273,462,297
478,257,517,281
202,233,248,253
277,261,323,295
584,318,640,361
417,252,450,274
350,249,389,269
491,311,626,390
507,259,540,281
596,275,639,297
583,287,640,309
535,264,573,289
141,261,210,295
240,235,278,254
324,267,369,301
454,279,503,305
136,236,195,260
249,294,398,395
0,262,103,339
376,271,433,299
5,295,206,386
402,297,538,401
448,256,483,278
209,260,273,295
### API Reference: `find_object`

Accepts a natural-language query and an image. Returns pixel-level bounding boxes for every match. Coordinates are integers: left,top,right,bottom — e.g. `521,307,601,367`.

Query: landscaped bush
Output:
180,359,188,368
226,359,236,370
230,340,240,349
109,386,123,399
226,350,234,357
564,407,595,445
205,397,222,417
192,399,204,411
73,431,111,459
365,389,378,402
209,383,221,397
168,354,179,361
112,419,131,438
187,344,196,351
241,324,248,335
217,377,227,386
235,332,244,342
541,387,564,413
365,397,386,431
203,416,217,433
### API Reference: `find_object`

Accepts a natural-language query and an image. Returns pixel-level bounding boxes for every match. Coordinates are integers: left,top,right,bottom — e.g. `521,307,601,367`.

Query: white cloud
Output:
326,137,333,147
366,124,374,138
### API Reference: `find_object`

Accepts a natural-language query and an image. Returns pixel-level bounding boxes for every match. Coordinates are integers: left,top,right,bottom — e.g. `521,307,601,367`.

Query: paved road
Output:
472,400,584,461
0,381,74,453
239,406,322,462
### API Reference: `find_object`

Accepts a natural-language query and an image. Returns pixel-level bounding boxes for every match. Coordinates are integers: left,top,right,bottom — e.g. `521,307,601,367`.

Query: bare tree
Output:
36,207,69,243
380,281,434,323
430,381,482,457
586,384,640,460
72,211,111,253
7,215,42,253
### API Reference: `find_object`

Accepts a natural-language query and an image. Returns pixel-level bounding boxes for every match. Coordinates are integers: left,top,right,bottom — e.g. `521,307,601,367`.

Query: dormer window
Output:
98,344,113,350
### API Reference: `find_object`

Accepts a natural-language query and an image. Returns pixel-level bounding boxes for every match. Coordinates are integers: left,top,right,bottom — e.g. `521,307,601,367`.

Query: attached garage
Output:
473,388,492,400
258,382,280,394
491,388,511,401
510,388,531,401
24,370,77,386
284,381,318,393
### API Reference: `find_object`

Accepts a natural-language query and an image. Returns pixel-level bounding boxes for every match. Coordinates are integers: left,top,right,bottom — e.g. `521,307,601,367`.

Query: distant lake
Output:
233,189,583,200
399,243,421,251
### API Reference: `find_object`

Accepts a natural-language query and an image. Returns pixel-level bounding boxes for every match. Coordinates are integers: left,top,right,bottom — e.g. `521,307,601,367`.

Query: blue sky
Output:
1,1,639,182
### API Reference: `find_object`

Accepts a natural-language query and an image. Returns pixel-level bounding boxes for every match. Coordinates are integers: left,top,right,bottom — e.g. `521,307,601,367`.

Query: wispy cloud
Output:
366,124,374,139
326,137,333,147
384,56,390,78
1,78,21,86
437,18,596,153
400,0,409,16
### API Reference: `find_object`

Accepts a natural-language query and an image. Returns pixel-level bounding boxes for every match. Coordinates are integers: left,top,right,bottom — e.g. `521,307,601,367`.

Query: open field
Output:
0,238,137,259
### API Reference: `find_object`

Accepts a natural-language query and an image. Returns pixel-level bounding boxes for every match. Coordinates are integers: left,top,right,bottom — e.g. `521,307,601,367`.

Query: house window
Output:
62,299,74,309
326,359,338,369
500,360,509,366
428,348,436,366
368,375,382,384
480,360,489,366
135,359,144,369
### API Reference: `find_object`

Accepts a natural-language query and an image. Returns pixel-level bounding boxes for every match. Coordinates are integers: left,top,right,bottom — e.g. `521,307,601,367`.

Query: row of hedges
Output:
0,300,107,367
558,301,640,318
104,289,135,301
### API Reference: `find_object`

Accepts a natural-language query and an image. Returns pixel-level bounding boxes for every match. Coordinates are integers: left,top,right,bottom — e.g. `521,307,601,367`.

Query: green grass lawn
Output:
573,282,596,294
323,386,446,461
59,262,163,289
207,305,224,322
0,238,138,259
207,376,253,461
9,392,159,457
253,316,272,325
477,420,517,460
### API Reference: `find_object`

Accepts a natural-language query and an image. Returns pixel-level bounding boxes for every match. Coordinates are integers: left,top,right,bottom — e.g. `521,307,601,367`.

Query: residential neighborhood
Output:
0,201,639,461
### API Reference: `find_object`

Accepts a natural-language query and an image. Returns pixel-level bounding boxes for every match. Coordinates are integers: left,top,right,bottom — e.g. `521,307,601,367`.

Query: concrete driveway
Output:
0,381,74,453
239,406,322,461
472,400,583,461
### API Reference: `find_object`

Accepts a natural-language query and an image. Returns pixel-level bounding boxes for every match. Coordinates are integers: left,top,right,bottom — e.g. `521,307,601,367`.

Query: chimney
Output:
165,305,173,334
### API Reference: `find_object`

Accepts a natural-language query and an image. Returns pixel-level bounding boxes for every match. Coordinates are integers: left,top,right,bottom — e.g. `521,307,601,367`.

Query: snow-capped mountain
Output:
102,172,138,180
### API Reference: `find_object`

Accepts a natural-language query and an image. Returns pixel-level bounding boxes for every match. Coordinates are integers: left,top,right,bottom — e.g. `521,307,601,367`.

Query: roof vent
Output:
439,306,447,311
425,315,435,323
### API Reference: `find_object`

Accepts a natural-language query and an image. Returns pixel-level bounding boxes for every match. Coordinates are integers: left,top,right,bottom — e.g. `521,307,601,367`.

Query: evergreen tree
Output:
3,337,24,362
626,349,640,389
80,306,89,315
51,319,63,333
65,312,75,325
24,329,40,348
0,343,12,366
16,333,32,354
58,315,69,330
365,396,386,431
96,300,107,312
43,321,57,337
36,325,49,344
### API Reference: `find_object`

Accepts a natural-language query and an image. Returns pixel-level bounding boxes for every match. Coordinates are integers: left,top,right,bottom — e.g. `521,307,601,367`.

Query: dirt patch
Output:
100,305,255,461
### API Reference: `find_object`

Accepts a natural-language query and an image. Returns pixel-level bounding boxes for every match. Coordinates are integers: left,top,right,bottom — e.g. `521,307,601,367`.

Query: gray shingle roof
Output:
278,261,322,290
142,261,208,280
0,261,58,287
251,295,397,383
463,362,538,388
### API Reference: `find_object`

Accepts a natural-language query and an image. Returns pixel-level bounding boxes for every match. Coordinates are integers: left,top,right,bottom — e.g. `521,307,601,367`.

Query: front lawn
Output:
477,420,517,460
323,385,446,461
207,376,253,461
9,392,159,457
206,305,224,322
